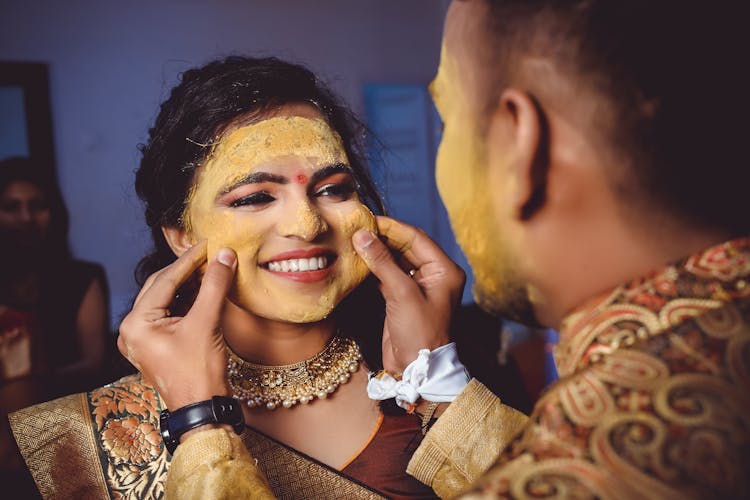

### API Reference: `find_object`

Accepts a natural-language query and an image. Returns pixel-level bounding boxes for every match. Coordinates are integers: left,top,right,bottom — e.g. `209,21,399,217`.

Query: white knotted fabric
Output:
366,343,470,410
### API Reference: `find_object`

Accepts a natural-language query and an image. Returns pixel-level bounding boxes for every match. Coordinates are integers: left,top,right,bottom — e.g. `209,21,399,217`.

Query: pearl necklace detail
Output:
227,336,362,410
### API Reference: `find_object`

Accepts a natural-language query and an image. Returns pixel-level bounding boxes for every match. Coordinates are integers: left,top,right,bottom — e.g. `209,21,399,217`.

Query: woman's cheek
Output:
335,203,377,290
198,212,236,259
197,213,262,295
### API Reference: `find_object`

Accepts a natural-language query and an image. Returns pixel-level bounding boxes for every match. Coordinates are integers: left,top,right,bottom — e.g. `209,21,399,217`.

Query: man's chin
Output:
472,284,542,328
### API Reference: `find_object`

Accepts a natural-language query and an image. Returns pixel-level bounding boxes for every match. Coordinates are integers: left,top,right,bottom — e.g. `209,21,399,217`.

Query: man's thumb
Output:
191,247,237,322
353,229,416,300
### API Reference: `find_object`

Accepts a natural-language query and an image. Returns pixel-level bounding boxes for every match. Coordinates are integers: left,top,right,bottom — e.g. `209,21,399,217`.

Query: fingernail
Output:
216,248,236,268
353,229,376,250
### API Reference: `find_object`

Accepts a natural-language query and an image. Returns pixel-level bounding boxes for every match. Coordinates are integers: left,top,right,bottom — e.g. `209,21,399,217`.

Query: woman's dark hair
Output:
135,56,388,377
0,156,71,263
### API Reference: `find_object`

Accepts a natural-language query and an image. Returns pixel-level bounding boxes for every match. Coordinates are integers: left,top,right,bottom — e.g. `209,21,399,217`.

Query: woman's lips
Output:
260,248,336,283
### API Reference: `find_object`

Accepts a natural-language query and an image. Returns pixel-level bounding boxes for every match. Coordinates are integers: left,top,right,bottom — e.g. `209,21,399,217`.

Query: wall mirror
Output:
0,62,56,175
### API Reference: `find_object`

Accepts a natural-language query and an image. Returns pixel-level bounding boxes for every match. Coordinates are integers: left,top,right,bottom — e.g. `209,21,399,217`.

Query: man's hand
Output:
117,242,237,410
353,216,465,373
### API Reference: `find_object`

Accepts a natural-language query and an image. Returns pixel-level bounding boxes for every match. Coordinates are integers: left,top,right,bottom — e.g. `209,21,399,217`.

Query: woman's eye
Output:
28,200,49,213
0,201,19,213
315,182,356,200
229,192,275,208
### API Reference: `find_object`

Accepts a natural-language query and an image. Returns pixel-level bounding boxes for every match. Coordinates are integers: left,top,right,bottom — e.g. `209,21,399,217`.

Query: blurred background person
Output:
0,156,109,496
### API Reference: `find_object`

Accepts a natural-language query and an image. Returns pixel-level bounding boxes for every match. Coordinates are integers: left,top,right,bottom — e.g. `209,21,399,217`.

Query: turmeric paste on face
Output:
185,116,375,323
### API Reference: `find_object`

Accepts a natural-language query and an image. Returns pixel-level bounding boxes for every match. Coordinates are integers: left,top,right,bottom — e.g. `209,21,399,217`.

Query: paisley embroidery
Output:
726,328,750,390
465,238,750,498
652,373,749,431
685,242,750,281
590,350,669,390
695,303,745,339
555,304,659,377
559,373,614,427
589,413,682,499
480,454,634,499
657,298,722,332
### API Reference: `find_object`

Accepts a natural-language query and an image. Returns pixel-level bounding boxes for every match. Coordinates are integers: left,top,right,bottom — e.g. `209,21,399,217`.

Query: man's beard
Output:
472,272,542,328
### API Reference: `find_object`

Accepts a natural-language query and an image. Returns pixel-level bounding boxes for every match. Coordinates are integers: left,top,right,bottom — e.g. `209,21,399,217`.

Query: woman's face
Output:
183,110,376,323
0,181,52,248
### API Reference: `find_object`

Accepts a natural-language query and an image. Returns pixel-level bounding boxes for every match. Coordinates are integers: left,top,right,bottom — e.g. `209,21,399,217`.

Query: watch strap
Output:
160,396,244,454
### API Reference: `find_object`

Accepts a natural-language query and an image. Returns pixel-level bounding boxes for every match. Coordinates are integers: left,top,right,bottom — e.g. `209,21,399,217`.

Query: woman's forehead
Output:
202,116,349,178
2,181,46,199
220,102,325,135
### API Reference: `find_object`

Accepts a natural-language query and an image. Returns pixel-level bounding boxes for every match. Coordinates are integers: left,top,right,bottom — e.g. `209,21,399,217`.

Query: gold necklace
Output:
227,336,362,410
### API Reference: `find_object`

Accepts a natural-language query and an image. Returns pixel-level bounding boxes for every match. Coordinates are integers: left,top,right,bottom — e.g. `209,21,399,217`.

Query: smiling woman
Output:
8,56,440,499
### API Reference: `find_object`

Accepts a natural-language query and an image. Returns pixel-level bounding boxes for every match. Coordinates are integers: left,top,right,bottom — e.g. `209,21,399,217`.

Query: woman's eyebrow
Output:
219,172,287,195
310,163,352,185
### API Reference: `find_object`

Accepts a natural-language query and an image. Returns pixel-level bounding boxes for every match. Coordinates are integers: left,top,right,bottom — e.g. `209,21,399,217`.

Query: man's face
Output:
431,0,534,322
184,112,376,323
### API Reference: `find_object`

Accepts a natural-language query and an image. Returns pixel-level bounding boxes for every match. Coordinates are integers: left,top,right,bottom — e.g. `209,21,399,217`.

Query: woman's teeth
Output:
267,256,328,272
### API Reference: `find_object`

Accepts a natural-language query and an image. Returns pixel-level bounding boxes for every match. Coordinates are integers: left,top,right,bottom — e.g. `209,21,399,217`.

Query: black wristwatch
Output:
159,396,245,454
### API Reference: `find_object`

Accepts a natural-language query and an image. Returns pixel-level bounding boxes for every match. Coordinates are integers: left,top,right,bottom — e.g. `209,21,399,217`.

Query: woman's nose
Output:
17,205,34,223
278,199,329,241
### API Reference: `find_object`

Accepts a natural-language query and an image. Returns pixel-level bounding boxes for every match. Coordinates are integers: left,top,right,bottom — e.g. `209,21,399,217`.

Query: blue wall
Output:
364,84,475,303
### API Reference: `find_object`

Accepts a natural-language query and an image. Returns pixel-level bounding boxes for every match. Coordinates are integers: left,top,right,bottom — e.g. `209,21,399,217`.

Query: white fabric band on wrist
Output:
366,342,470,411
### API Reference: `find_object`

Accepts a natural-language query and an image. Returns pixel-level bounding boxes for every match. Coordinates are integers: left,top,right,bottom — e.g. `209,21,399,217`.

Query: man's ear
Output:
161,226,193,257
488,88,548,220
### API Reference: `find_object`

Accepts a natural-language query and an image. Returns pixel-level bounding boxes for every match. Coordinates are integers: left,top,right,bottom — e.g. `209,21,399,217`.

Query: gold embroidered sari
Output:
9,374,386,499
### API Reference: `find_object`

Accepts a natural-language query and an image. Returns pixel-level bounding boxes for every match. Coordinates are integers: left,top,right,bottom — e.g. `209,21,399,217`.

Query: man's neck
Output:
550,225,733,333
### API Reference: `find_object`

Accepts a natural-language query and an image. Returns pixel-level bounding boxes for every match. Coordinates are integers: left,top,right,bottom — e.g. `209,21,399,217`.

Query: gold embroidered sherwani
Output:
459,238,750,498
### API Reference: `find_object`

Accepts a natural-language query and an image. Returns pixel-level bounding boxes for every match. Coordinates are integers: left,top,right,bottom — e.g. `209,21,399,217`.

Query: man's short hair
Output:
480,0,749,235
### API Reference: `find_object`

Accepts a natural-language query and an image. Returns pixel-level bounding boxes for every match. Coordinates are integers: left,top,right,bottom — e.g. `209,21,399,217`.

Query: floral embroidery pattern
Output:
101,416,162,466
88,374,169,499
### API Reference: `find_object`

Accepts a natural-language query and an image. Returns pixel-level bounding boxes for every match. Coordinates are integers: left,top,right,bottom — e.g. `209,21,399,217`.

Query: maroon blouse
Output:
342,412,437,499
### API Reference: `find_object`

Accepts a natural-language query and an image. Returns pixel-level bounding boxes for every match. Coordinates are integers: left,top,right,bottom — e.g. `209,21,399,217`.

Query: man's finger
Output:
353,229,420,302
132,267,165,307
377,216,465,299
381,328,397,373
132,241,208,313
376,216,452,269
188,248,237,327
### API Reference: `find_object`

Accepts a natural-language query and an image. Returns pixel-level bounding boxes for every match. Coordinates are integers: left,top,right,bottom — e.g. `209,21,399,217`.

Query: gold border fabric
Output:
407,379,528,498
9,375,387,499
9,392,110,499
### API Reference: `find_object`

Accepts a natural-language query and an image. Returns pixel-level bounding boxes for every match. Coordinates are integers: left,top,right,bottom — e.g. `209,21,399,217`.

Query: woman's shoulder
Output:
10,374,170,499
42,259,109,310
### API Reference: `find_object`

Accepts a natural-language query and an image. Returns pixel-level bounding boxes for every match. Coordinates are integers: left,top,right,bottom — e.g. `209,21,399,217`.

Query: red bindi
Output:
295,174,308,185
